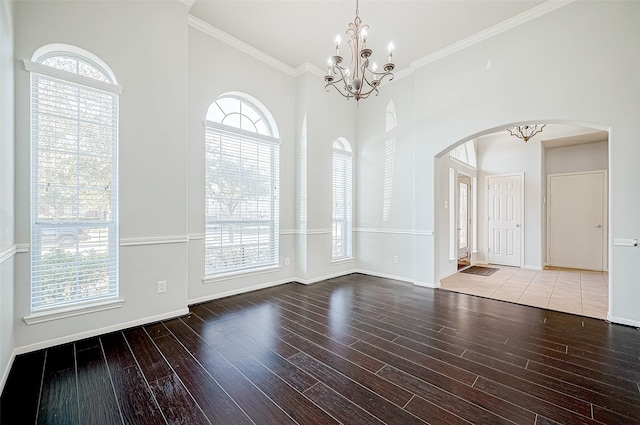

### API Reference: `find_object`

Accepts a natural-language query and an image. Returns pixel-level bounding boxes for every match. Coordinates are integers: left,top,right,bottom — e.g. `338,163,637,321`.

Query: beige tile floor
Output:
440,265,609,320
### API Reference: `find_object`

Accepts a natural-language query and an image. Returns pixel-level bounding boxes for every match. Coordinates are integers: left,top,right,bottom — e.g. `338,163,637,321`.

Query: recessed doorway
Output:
456,174,471,270
436,123,610,320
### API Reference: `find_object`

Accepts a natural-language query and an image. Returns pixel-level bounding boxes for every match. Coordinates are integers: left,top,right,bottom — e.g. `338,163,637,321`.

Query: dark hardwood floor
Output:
2,273,640,424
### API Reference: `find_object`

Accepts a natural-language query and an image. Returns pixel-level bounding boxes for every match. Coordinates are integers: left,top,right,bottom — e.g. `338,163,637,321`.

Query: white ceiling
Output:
478,124,608,148
189,0,544,72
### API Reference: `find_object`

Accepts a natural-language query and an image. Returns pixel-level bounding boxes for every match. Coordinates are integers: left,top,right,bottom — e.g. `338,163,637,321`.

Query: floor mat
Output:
460,266,499,276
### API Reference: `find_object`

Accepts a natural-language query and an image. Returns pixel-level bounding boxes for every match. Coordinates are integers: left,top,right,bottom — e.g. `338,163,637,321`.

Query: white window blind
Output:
29,52,119,311
332,139,353,260
205,123,280,275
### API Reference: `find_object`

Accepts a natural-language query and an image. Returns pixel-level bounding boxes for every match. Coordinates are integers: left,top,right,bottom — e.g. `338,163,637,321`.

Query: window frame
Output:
332,138,353,262
203,94,281,279
25,46,121,316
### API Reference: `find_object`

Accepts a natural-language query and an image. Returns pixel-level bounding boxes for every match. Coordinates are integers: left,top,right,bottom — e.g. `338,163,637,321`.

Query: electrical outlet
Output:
157,280,167,294
394,256,399,264
285,257,290,266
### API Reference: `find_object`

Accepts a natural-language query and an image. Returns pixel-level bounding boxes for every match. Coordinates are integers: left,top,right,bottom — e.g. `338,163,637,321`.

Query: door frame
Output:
485,172,525,268
456,173,472,267
546,170,608,271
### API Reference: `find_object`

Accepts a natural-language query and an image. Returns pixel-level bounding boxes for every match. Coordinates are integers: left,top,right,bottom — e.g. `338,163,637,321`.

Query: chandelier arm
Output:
332,65,349,83
368,70,394,82
532,124,547,137
325,80,354,98
326,82,354,99
358,74,381,97
333,65,357,95
326,65,357,98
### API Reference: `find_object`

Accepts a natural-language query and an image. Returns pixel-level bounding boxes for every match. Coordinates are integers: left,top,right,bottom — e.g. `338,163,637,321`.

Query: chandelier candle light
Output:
324,0,395,104
507,124,547,142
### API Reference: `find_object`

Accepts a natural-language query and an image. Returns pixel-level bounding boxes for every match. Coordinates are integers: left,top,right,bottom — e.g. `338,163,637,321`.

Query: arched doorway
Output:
435,123,610,320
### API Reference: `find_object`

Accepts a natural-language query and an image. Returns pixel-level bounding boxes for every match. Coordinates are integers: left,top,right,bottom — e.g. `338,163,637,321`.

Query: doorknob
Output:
515,224,520,228
596,224,602,228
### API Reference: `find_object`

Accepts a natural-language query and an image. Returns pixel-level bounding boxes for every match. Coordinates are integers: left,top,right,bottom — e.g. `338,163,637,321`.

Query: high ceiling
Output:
189,0,545,72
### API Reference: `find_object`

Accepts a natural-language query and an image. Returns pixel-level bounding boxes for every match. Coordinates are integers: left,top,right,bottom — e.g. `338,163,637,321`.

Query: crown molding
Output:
188,1,572,83
188,14,296,77
177,0,195,12
295,63,325,78
410,0,575,70
392,67,415,81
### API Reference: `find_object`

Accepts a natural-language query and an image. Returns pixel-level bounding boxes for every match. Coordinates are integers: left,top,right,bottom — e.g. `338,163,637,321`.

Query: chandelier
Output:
324,0,395,104
507,124,546,142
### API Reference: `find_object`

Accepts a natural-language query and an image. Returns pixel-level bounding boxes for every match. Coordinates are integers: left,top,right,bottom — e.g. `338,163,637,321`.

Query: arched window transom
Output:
206,94,277,137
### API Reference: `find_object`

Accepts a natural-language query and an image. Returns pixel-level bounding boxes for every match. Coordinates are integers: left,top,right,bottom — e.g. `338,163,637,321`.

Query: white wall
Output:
356,74,416,282
186,25,298,301
295,68,356,283
13,0,190,351
0,0,15,388
545,141,608,175
408,1,640,325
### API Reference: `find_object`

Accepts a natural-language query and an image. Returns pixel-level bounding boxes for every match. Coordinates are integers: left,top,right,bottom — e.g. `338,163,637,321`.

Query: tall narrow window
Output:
26,45,121,311
205,94,280,276
332,138,353,260
383,100,397,221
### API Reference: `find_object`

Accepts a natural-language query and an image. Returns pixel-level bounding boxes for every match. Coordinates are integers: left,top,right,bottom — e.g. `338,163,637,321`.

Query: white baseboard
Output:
353,269,414,284
416,280,441,289
524,265,542,271
607,314,640,328
188,278,291,304
13,308,189,356
354,269,425,286
0,350,16,394
296,270,357,285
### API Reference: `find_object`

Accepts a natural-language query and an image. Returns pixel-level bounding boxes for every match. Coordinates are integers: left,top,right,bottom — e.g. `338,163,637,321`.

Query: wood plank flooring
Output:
2,273,640,424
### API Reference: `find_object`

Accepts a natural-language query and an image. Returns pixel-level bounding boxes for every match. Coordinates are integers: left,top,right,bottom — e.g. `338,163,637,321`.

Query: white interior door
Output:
487,174,523,267
547,171,607,270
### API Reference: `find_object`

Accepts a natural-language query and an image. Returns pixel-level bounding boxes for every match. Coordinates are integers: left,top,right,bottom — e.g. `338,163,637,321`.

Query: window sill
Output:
203,265,282,284
331,257,354,265
23,298,125,325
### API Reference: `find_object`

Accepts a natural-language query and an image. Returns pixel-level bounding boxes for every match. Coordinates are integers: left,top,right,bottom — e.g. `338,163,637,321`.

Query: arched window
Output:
385,100,397,132
206,93,278,137
449,140,477,168
25,44,121,311
332,138,353,260
204,93,280,276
